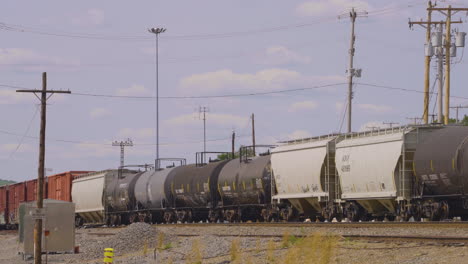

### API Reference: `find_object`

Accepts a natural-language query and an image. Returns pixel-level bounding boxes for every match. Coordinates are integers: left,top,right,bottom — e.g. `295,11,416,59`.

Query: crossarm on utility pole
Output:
16,72,70,264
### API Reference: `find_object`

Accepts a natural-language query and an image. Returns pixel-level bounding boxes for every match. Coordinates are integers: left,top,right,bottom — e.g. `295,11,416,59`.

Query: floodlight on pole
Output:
147,27,166,169
112,138,133,167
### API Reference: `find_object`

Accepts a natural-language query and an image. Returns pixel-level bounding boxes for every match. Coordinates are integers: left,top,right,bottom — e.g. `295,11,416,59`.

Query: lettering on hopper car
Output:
422,173,453,187
341,165,351,172
342,154,350,162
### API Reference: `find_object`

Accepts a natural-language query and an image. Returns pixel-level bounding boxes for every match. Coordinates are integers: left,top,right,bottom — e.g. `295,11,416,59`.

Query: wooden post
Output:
34,72,47,264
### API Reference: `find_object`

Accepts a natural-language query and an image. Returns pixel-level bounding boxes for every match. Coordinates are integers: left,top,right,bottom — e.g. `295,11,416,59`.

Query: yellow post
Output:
103,248,114,264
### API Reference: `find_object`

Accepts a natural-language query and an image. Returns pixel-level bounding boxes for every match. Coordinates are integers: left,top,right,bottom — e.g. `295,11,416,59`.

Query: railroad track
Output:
173,232,468,244
153,220,468,228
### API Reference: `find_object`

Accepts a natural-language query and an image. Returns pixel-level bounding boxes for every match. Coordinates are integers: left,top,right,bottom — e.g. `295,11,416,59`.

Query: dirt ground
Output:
1,225,468,264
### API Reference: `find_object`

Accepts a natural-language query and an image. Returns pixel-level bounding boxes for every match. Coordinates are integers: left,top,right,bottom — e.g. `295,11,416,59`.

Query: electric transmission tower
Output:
112,138,133,167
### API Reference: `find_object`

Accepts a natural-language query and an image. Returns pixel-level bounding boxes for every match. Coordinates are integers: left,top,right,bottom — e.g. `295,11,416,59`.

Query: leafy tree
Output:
448,115,468,126
217,152,238,160
217,148,256,161
433,115,468,126
0,179,16,187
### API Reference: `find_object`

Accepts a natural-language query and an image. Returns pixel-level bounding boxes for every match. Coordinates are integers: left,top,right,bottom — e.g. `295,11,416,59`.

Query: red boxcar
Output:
47,171,91,202
0,186,8,225
1,171,92,227
7,182,26,224
25,179,47,202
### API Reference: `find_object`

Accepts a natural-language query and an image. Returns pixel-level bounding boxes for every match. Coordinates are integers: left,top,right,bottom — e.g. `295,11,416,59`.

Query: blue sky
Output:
1,0,468,181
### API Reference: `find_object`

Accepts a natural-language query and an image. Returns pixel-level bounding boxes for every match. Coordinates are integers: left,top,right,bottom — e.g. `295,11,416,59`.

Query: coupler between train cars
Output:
344,201,368,222
261,206,279,222
279,205,294,222
321,203,343,222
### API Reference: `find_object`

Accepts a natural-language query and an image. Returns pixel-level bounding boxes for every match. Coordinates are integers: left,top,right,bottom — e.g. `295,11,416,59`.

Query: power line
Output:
0,128,250,147
357,83,468,100
0,2,425,42
8,105,40,158
2,82,468,100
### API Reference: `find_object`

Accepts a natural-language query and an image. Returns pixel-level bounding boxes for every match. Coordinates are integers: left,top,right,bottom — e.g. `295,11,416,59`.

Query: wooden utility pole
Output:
445,6,452,125
251,113,256,156
339,8,366,133
427,5,468,124
423,1,434,124
16,73,71,264
409,2,464,124
231,131,235,159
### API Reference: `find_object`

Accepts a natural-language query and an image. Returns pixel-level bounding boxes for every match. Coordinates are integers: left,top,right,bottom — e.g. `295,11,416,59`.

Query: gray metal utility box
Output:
19,199,75,256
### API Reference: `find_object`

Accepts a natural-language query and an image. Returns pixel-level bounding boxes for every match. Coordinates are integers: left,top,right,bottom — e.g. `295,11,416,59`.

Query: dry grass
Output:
186,239,203,264
143,239,148,256
157,232,165,252
280,232,339,264
230,238,241,263
255,239,262,254
266,239,276,263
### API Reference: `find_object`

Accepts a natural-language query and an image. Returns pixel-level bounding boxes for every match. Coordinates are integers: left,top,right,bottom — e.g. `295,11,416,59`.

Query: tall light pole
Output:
148,27,166,169
112,138,133,167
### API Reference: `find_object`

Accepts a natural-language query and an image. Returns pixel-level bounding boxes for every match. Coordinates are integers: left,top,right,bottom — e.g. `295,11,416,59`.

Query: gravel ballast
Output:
1,223,468,264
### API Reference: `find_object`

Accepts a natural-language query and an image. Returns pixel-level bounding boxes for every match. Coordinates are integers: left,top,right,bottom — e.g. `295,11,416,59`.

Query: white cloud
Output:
258,46,311,65
72,9,105,26
116,84,152,96
2,143,34,153
0,48,77,71
357,103,392,112
289,100,318,112
287,130,312,140
335,101,346,113
90,107,111,119
179,68,345,93
296,0,371,17
166,113,248,129
0,90,35,104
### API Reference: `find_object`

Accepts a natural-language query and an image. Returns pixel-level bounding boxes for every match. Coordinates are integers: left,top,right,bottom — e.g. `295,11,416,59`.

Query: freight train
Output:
1,124,468,228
